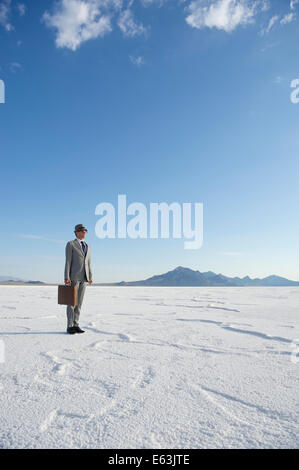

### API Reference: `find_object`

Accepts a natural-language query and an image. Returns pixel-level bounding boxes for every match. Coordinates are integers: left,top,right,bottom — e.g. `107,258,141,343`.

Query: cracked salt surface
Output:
0,285,298,449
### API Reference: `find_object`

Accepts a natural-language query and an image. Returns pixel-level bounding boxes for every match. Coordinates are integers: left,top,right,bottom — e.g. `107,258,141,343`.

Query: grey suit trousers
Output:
66,276,87,328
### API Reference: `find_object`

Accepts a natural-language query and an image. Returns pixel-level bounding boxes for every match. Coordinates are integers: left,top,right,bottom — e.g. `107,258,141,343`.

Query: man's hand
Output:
65,278,71,285
88,279,93,285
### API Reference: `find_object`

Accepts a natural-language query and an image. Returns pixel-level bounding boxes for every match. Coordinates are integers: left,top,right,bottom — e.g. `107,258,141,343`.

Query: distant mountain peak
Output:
173,266,199,273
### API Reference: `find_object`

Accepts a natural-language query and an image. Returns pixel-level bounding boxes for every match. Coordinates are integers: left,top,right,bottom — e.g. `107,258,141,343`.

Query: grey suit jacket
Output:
64,239,92,282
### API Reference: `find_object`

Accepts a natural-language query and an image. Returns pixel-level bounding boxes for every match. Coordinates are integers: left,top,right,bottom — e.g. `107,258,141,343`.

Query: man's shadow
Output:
0,331,69,335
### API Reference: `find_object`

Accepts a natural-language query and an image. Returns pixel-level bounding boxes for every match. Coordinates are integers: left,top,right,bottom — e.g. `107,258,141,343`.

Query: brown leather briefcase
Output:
58,284,78,306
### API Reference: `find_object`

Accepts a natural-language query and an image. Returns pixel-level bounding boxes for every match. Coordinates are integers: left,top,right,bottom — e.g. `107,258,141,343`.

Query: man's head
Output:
74,224,88,240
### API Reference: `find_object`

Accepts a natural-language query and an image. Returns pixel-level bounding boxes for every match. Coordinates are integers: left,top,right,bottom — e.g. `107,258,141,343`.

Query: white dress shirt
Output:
76,238,86,251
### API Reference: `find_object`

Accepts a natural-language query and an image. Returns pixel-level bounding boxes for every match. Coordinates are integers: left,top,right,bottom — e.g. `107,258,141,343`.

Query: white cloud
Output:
139,0,166,6
43,0,150,49
260,1,297,35
40,0,298,51
18,234,42,239
260,41,279,53
9,61,22,73
0,0,13,31
118,8,148,37
185,0,268,33
17,3,26,16
0,1,27,31
129,54,145,65
260,14,279,35
17,234,65,244
42,0,119,51
280,12,295,25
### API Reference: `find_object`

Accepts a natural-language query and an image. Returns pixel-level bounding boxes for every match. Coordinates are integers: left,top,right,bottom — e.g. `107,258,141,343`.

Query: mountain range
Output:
1,267,298,286
0,276,45,285
113,266,299,287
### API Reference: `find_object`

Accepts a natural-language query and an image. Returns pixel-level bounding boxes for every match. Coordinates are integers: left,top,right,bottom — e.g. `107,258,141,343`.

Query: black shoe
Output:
67,327,77,334
74,326,85,333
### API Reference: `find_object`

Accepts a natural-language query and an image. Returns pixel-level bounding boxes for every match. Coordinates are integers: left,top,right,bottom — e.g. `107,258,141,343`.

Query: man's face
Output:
76,230,87,240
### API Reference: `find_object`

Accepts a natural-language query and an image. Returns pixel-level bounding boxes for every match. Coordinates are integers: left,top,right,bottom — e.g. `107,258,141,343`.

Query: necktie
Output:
81,241,86,256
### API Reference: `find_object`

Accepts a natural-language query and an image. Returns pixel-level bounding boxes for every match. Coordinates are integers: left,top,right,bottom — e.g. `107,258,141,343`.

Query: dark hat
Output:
74,224,88,233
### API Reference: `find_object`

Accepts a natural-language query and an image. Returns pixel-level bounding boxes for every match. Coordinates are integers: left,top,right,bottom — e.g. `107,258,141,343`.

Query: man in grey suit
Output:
64,224,93,334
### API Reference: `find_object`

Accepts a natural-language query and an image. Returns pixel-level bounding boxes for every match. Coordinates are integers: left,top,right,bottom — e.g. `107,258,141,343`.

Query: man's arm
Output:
64,242,72,282
88,247,92,283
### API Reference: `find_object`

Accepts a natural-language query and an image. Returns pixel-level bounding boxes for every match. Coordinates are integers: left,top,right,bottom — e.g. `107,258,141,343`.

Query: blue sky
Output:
1,0,299,283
